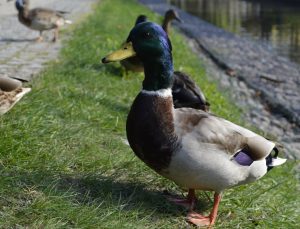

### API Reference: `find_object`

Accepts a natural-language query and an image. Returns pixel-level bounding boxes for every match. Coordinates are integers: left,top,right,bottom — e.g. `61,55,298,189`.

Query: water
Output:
167,0,300,65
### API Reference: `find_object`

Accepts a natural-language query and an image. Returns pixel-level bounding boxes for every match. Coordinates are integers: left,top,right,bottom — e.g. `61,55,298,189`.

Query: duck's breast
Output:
126,91,180,172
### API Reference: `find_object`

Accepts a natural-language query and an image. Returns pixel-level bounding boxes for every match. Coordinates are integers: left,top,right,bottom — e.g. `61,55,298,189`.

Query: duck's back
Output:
27,8,65,30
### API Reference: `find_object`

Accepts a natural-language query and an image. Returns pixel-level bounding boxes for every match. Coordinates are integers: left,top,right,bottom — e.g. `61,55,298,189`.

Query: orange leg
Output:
36,31,43,42
187,192,222,227
166,189,196,210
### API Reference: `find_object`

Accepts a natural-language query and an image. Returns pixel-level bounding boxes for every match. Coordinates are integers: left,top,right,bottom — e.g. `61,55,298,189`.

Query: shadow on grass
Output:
57,174,211,215
3,169,211,217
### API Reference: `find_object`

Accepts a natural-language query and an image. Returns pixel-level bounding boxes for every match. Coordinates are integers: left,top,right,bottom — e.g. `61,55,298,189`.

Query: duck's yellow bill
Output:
102,42,136,63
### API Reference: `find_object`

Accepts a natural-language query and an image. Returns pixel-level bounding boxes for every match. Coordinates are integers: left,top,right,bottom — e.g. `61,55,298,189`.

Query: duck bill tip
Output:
101,42,136,64
101,57,110,64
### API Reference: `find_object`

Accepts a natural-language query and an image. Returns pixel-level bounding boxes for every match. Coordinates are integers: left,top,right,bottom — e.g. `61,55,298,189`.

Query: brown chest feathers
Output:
18,12,31,27
126,93,181,172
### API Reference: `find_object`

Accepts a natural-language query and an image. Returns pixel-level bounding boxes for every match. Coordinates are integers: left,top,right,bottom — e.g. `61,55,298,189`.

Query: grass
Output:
0,0,299,228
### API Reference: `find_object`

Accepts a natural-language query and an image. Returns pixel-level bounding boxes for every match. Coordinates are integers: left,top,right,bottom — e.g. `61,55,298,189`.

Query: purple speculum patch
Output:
234,151,253,166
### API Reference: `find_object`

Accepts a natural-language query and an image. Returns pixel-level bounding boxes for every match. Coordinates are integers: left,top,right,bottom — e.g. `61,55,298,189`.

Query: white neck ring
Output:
141,88,172,98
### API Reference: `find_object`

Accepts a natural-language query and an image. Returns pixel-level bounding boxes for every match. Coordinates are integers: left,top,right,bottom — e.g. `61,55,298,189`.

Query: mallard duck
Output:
120,10,208,110
11,0,72,42
102,22,286,227
0,76,31,115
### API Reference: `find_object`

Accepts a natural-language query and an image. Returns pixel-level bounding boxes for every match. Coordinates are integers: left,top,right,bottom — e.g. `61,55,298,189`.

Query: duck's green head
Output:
127,22,172,62
102,22,172,64
102,22,174,90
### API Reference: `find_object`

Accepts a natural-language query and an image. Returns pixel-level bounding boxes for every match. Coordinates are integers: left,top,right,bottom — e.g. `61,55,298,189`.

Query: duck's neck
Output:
16,0,29,16
162,17,171,35
142,53,173,91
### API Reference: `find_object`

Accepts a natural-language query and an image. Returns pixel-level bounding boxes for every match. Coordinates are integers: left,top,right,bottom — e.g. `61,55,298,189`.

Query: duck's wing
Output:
28,8,67,28
172,71,209,110
174,108,275,160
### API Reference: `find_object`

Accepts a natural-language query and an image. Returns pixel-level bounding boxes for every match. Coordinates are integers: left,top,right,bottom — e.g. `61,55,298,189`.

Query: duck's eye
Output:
143,32,152,39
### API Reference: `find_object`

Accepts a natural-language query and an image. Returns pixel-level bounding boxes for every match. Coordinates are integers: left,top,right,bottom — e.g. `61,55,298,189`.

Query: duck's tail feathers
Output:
266,147,287,171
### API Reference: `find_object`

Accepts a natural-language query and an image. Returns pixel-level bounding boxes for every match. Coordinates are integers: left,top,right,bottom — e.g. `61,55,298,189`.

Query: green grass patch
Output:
0,0,299,228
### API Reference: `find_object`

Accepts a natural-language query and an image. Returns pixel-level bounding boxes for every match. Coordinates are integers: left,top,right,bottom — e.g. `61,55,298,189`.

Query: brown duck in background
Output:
172,71,209,110
11,0,72,42
120,10,209,110
0,76,31,115
162,9,181,34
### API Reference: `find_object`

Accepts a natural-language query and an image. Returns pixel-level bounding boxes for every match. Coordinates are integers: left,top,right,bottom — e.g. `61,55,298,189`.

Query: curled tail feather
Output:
266,147,286,171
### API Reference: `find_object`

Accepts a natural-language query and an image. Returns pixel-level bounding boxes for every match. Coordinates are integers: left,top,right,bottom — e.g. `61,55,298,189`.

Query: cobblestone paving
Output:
139,0,300,158
0,0,97,82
